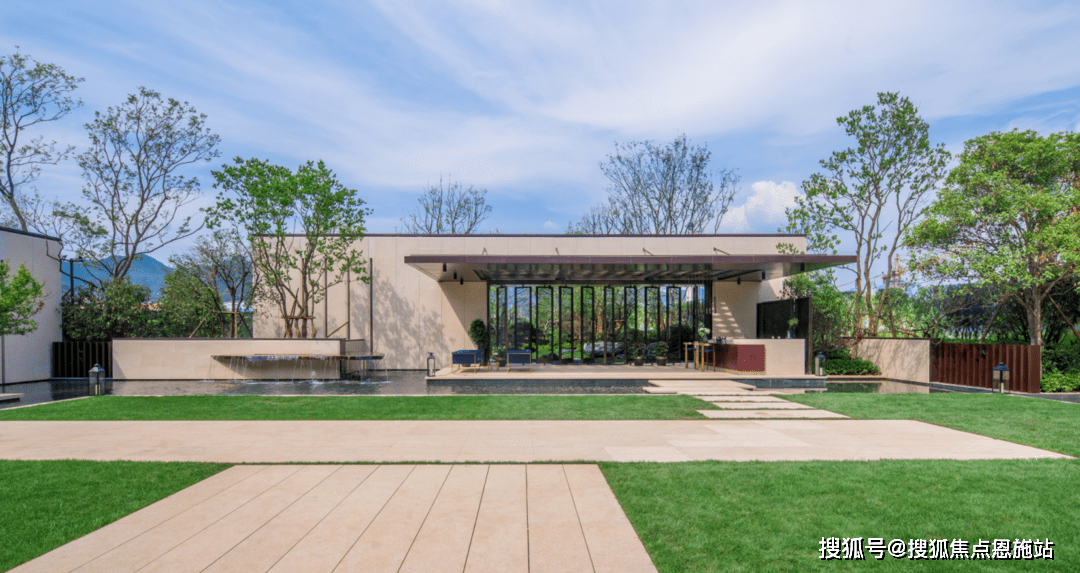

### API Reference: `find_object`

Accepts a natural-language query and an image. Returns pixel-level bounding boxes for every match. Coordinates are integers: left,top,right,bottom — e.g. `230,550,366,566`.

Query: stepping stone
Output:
697,409,848,419
706,402,814,409
643,388,679,394
704,396,789,403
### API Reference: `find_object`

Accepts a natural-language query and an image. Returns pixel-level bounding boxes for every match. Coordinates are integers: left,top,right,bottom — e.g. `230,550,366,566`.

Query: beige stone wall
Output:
711,282,756,338
113,338,349,380
254,234,806,370
0,229,62,383
852,338,931,383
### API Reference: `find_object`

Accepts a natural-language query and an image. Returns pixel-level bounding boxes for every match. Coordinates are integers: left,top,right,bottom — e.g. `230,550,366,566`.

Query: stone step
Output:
697,409,847,419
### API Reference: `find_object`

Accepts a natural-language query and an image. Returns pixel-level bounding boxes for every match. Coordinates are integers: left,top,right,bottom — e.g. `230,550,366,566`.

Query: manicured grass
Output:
0,460,229,571
782,392,1080,457
0,394,714,421
602,459,1078,572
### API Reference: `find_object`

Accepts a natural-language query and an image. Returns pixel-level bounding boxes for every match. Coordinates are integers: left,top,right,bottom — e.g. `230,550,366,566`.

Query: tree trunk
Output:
1026,293,1043,347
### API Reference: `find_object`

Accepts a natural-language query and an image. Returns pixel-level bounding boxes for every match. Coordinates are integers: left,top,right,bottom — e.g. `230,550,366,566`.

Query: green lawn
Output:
0,394,714,421
0,460,229,571
783,392,1080,457
602,459,1077,572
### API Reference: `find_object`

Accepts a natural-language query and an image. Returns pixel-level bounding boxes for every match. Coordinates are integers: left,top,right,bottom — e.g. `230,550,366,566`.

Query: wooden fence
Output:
52,342,112,378
931,342,1041,393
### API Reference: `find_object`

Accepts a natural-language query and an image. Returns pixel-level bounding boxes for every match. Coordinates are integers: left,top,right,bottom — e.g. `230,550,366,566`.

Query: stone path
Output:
13,464,656,573
0,419,1065,462
647,379,849,419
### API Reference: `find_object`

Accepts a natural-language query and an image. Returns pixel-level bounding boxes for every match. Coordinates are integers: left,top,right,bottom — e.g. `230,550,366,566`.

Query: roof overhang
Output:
403,254,855,284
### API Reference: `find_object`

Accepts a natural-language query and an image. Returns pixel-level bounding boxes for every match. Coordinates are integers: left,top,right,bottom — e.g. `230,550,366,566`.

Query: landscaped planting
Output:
0,394,716,421
1040,370,1080,393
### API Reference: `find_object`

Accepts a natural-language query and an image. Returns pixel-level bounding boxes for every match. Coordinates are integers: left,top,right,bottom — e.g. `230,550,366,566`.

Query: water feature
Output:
0,372,651,408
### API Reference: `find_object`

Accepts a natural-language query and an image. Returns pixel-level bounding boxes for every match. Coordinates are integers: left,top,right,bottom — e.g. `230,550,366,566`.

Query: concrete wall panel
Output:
853,338,931,383
113,338,347,380
0,230,62,384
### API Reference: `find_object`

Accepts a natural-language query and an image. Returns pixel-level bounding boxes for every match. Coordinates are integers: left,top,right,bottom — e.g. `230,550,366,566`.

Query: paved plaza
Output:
13,464,655,573
2,382,1069,571
0,418,1065,463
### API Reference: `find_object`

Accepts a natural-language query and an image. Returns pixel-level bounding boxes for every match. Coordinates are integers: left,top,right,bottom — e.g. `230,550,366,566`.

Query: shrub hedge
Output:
824,357,881,375
1041,370,1080,393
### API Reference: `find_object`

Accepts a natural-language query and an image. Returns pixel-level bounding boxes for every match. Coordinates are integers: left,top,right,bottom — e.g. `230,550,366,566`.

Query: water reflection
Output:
110,372,649,397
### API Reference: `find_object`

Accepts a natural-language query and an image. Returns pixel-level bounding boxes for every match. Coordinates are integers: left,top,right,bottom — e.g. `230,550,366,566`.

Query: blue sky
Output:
6,0,1080,282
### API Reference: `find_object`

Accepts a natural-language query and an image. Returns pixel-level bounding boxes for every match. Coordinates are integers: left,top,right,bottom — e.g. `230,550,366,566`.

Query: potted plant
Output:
631,343,645,366
468,319,488,359
493,347,506,368
654,341,669,366
787,317,799,339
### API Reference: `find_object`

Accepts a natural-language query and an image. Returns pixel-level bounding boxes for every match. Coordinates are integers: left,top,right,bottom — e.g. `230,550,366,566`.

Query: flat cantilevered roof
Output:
404,254,855,283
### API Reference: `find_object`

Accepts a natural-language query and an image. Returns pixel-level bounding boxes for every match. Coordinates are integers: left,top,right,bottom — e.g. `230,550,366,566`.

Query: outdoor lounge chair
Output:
505,349,532,372
452,349,484,373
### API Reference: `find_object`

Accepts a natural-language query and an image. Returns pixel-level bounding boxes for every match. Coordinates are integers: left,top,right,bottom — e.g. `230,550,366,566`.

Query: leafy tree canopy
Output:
61,277,156,342
207,158,370,338
906,130,1080,346
0,259,45,336
784,92,950,337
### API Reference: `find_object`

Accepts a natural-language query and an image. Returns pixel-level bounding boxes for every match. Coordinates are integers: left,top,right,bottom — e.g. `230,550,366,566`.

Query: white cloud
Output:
367,0,1080,136
542,220,559,230
721,205,750,233
744,181,802,222
721,180,802,233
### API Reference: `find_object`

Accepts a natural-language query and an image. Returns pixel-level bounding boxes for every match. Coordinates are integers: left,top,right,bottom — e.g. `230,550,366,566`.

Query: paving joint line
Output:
394,464,454,572
330,464,417,573
128,465,301,573
563,466,597,573
197,465,345,573
459,464,490,573
264,465,380,573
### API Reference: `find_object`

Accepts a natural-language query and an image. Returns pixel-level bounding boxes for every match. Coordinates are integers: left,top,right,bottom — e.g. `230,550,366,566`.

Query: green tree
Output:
0,50,83,231
401,177,491,233
207,158,370,338
158,230,253,338
0,259,45,336
71,87,219,283
61,277,158,341
570,134,739,234
906,130,1080,347
781,269,850,352
785,92,950,337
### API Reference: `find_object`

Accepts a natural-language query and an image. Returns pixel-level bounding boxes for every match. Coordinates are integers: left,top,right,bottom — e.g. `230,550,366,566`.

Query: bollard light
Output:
426,353,437,377
89,363,104,396
993,362,1010,394
816,353,827,377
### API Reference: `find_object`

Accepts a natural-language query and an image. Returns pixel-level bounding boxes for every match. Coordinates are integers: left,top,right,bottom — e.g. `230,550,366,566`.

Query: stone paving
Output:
0,418,1065,463
13,464,655,573
3,379,1072,572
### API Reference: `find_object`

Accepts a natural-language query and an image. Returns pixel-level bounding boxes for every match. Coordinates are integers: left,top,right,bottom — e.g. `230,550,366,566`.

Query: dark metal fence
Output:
931,342,1041,393
52,342,112,378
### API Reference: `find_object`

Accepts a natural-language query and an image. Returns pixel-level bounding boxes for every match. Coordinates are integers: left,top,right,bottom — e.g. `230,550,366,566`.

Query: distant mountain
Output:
64,255,173,301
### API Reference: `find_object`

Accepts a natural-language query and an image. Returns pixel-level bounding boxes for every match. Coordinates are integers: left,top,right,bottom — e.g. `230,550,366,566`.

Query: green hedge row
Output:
824,357,881,376
1041,370,1080,393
